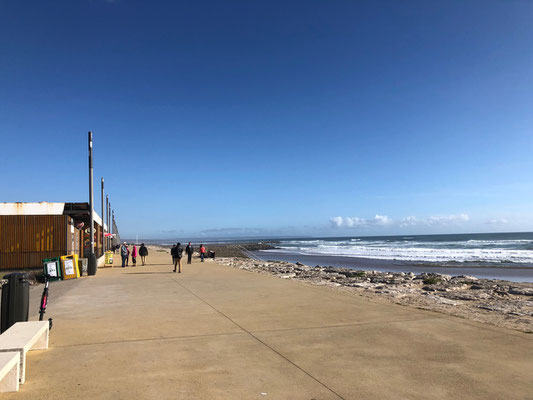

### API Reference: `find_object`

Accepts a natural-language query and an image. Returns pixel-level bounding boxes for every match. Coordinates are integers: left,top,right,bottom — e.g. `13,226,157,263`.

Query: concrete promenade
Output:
9,250,533,399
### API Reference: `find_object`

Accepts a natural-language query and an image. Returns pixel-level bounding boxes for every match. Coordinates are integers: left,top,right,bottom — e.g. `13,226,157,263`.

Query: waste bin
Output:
1,273,30,333
43,257,62,281
60,254,80,280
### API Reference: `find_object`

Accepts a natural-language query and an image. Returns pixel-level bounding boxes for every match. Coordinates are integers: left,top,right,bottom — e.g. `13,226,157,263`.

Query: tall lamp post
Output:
101,178,105,255
106,195,109,250
109,202,112,249
112,210,115,247
88,131,97,275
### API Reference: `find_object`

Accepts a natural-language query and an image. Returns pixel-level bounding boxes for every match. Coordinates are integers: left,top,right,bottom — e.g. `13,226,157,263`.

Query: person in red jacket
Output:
200,244,206,262
131,245,138,266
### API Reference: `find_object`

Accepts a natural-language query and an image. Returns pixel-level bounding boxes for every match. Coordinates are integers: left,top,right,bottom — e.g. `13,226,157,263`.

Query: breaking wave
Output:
270,235,533,264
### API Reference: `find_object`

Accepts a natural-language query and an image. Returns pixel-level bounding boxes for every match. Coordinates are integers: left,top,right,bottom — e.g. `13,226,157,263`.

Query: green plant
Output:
423,277,440,285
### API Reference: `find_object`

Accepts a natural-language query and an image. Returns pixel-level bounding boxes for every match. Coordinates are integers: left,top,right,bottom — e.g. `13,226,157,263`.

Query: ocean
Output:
253,232,533,282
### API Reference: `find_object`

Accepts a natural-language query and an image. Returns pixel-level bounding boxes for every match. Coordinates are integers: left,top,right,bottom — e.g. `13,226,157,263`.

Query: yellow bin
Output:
60,254,80,280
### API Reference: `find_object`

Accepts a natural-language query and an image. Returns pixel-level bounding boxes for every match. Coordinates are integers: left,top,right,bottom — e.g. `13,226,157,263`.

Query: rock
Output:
457,275,479,281
424,295,459,306
452,292,492,301
508,288,533,296
351,282,375,289
280,274,296,279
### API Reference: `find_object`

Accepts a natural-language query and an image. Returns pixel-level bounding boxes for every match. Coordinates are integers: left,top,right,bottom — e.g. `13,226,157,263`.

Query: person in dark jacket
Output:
139,243,148,266
171,244,176,264
120,242,128,268
171,242,184,273
185,242,194,264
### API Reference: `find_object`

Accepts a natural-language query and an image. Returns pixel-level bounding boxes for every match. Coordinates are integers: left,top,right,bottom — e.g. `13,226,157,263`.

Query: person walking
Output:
139,243,148,266
171,244,176,264
131,245,138,266
171,242,184,273
200,244,206,262
185,242,194,264
120,242,128,268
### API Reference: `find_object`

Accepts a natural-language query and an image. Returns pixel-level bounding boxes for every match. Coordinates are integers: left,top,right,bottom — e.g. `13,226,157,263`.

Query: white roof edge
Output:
0,202,107,229
0,202,65,215
93,212,102,227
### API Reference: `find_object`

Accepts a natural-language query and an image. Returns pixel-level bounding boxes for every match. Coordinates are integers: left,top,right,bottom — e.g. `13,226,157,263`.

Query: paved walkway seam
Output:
53,331,246,348
170,276,347,400
250,316,446,334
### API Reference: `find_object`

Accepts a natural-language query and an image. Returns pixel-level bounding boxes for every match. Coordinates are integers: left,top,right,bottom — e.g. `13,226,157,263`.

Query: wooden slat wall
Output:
0,215,68,269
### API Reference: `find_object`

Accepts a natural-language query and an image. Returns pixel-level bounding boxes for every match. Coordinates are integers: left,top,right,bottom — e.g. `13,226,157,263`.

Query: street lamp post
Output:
106,195,109,250
101,178,105,255
88,131,97,275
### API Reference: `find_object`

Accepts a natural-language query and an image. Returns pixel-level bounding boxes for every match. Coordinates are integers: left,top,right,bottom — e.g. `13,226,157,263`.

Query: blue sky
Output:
2,0,533,239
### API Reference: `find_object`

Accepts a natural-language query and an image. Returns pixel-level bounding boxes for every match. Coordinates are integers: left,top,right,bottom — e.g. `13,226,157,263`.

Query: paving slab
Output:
255,318,533,400
40,270,240,347
9,333,340,400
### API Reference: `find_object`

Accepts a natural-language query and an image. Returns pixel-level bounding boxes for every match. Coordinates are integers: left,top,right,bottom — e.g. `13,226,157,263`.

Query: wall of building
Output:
0,215,69,269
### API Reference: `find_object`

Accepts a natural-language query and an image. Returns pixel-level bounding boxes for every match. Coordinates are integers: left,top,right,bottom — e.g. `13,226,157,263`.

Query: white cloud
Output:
330,216,344,227
330,215,392,228
486,218,508,225
331,213,471,229
374,214,391,225
344,217,366,227
425,213,470,225
400,216,418,227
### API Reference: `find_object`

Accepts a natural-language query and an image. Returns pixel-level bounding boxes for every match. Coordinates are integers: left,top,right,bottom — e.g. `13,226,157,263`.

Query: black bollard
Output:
88,254,97,276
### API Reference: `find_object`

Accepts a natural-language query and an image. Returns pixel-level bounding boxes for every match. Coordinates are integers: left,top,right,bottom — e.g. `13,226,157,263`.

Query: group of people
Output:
120,242,149,267
170,242,207,273
117,241,212,272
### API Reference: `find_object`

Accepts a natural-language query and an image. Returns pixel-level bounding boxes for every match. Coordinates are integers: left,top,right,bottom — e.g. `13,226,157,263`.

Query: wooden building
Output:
0,202,107,269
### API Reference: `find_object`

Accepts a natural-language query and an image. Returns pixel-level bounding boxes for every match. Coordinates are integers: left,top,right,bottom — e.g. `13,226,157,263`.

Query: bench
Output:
0,352,20,392
0,321,49,384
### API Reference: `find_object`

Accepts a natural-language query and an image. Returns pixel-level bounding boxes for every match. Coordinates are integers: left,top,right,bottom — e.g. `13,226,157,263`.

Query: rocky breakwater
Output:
214,258,533,333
